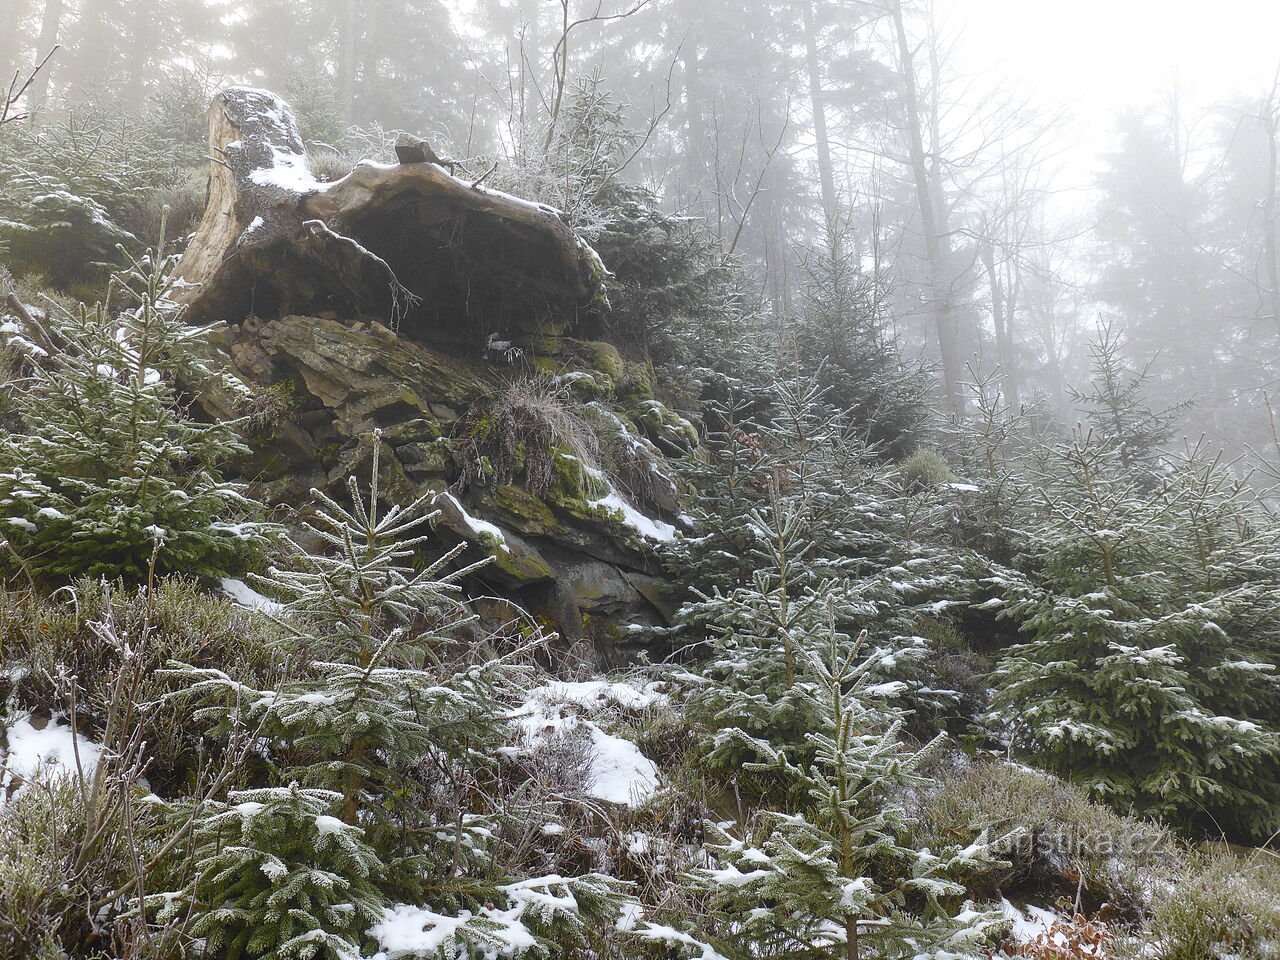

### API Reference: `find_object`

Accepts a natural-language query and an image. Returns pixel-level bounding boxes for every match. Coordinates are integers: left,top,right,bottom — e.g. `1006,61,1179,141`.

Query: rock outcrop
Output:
178,88,690,656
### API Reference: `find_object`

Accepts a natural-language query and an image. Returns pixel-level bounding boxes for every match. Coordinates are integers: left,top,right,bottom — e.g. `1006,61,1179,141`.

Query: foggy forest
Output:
1,0,1279,957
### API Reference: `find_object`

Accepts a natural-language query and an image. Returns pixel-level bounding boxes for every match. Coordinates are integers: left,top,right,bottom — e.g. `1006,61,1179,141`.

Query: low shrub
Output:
1128,846,1280,960
1,578,282,791
909,759,1180,914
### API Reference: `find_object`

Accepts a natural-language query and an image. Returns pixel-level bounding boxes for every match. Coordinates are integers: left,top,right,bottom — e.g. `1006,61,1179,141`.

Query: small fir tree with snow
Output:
158,784,385,960
677,374,1008,778
0,221,273,581
692,624,1002,960
1069,320,1186,472
990,429,1280,839
164,438,629,954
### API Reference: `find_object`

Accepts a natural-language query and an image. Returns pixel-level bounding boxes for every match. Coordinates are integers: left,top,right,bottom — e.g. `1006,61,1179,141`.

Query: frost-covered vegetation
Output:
3,3,1280,959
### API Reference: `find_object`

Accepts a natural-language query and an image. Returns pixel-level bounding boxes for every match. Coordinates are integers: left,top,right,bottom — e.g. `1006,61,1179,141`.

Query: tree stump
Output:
175,87,609,345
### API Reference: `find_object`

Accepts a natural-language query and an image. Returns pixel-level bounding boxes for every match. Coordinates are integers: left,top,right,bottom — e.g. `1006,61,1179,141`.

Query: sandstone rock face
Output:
208,311,685,655
178,87,690,656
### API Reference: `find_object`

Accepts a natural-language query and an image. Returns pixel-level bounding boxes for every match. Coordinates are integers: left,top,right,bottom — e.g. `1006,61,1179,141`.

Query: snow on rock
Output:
589,489,678,543
433,492,511,552
1,713,102,792
220,577,285,614
578,459,677,544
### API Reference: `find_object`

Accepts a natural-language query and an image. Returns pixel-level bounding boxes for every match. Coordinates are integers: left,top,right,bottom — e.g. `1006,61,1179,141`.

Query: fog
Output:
7,0,1280,456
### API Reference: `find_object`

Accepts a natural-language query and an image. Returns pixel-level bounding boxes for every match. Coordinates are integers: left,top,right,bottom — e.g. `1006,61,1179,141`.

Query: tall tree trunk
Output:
337,0,357,125
803,2,836,232
123,0,158,111
67,0,111,95
889,0,964,414
980,239,1020,411
681,37,705,199
1263,104,1280,338
28,0,62,108
0,0,30,91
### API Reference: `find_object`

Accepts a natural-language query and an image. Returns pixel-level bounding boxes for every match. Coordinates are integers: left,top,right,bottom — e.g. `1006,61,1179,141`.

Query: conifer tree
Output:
0,222,273,581
158,784,385,960
676,372,1009,777
791,225,927,457
1070,320,1186,471
163,438,628,954
693,624,1001,960
990,429,1280,839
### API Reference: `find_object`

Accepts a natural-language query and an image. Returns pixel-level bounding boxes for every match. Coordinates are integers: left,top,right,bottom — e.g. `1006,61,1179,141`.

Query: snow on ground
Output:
537,679,669,712
220,577,285,614
582,722,659,806
999,899,1095,953
510,680,661,807
1,713,102,792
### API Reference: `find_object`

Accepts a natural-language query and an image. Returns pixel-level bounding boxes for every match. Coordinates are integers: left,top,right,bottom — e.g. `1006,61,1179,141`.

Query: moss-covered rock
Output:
633,398,699,454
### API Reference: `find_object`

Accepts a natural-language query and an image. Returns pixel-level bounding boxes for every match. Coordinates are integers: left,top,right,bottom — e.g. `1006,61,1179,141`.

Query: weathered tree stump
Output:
175,87,609,344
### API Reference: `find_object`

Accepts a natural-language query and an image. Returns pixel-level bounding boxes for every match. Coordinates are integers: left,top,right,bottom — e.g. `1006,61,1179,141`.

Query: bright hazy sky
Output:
950,0,1280,191
960,0,1280,105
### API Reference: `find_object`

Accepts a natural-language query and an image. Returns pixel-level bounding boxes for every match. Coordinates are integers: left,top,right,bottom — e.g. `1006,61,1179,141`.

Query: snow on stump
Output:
175,87,610,344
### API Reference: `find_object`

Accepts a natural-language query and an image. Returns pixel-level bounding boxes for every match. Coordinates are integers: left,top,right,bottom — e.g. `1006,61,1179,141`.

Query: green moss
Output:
490,484,560,536
485,538,554,583
618,360,654,403
569,339,624,380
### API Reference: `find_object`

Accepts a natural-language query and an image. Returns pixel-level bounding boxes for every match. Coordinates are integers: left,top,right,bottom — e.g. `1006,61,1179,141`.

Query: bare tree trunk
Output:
1263,102,1280,338
28,0,61,108
889,0,963,414
980,240,1020,411
337,0,357,125
803,2,837,232
0,0,29,89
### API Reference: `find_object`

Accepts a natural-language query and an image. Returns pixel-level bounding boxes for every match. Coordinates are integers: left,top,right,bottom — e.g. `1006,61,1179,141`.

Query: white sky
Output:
958,0,1280,106
954,0,1280,186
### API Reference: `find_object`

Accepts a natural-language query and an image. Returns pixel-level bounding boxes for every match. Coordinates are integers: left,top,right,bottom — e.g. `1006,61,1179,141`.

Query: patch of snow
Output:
590,489,677,543
511,685,660,807
585,723,659,806
616,901,644,932
369,903,472,957
435,492,511,553
220,577,285,614
631,922,732,960
1,715,102,791
5,517,36,532
534,680,668,712
704,863,770,887
370,876,582,959
315,814,348,836
248,142,319,193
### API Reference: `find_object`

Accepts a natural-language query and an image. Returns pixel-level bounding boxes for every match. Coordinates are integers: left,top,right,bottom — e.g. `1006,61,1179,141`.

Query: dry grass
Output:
454,373,603,498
